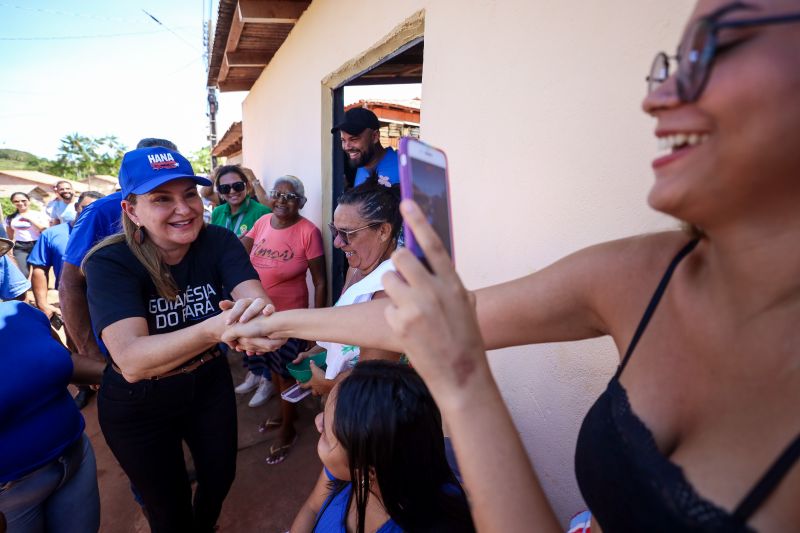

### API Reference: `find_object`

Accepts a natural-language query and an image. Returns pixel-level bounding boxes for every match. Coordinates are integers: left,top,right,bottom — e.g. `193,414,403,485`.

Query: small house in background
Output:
344,100,420,150
79,174,118,195
0,169,88,209
0,184,52,209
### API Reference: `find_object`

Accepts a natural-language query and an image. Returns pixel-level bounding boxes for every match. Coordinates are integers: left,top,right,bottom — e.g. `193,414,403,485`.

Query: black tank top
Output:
574,239,800,532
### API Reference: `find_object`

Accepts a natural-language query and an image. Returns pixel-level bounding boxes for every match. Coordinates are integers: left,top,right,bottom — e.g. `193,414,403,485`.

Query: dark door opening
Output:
330,38,423,299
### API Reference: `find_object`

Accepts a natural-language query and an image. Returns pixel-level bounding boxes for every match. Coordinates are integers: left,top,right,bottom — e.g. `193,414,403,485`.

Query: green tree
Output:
1,197,14,218
188,146,212,175
51,134,126,179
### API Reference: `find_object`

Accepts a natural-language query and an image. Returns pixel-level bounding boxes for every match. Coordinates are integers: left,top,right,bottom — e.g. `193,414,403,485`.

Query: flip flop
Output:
257,417,281,433
266,434,298,465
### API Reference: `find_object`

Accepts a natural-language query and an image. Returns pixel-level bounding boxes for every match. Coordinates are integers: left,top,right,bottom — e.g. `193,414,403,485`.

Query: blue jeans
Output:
0,433,100,533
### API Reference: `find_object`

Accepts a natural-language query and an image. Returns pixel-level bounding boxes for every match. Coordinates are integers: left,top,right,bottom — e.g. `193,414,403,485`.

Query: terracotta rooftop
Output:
0,170,88,191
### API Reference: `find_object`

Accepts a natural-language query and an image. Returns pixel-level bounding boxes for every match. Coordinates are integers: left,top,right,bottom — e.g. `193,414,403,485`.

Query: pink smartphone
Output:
397,137,455,268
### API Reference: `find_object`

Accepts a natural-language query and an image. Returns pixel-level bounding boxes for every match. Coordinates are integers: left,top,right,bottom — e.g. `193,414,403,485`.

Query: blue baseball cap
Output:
119,147,211,198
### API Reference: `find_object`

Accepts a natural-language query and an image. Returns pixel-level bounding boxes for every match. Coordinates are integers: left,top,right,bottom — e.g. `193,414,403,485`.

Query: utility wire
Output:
142,9,201,53
0,28,182,41
0,3,147,24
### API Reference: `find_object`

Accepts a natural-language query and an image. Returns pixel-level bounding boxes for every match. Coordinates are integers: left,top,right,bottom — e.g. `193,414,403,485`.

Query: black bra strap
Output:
615,239,699,379
733,433,800,522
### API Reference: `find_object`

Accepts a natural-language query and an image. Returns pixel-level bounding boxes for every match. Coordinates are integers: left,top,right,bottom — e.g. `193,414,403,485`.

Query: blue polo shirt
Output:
63,191,122,267
354,147,399,186
27,222,72,287
0,256,30,301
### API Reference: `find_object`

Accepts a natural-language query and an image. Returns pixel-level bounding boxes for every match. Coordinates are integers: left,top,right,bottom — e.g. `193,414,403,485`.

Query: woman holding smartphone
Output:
83,147,280,532
225,0,800,530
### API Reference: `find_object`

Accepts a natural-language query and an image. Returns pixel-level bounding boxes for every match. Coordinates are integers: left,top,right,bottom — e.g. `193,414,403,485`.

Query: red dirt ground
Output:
75,358,323,532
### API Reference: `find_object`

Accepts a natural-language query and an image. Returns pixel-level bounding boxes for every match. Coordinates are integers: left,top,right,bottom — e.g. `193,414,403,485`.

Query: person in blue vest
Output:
332,107,399,187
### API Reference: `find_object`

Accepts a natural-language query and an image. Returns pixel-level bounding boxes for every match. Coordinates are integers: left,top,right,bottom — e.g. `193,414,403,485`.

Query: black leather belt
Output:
112,346,223,380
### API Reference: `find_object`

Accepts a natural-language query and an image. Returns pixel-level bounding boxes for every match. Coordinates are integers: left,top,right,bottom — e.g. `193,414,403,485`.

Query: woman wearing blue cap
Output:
82,146,282,532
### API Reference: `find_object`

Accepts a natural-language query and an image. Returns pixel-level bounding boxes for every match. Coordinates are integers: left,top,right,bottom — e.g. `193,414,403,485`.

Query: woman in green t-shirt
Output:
210,165,271,237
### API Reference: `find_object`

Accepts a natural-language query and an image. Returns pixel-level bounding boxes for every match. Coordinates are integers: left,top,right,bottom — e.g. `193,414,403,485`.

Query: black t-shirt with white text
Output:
85,224,257,342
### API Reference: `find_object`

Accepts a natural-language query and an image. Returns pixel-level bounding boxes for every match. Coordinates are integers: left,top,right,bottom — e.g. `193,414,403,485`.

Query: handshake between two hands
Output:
212,200,488,401
215,297,327,395
217,298,285,355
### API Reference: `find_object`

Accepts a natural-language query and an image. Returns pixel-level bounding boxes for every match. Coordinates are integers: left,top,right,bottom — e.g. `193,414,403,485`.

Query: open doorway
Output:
329,37,424,298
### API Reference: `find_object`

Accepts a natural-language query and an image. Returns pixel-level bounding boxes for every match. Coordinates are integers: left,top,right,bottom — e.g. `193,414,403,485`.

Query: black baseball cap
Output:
331,107,381,135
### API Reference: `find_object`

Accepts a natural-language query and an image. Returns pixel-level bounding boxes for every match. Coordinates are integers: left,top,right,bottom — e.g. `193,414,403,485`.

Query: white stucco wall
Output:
240,0,694,524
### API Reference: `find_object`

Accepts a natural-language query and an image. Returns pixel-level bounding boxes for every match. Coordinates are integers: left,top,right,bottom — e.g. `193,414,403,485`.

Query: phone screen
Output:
409,159,452,257
400,138,453,263
281,383,311,403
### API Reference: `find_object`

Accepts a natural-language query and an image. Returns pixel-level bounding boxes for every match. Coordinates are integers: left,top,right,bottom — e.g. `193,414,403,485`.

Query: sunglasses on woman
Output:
328,222,381,245
217,181,246,194
647,7,800,103
269,190,302,203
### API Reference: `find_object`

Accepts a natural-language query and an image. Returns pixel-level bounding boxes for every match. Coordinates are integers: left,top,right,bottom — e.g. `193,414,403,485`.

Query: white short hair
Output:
273,175,305,199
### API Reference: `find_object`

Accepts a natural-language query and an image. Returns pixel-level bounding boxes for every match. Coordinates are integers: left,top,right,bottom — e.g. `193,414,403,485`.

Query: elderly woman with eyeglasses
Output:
233,180,405,395
239,175,327,464
226,0,800,530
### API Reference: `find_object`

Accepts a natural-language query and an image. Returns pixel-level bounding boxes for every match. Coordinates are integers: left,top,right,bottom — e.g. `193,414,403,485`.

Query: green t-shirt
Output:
210,198,271,237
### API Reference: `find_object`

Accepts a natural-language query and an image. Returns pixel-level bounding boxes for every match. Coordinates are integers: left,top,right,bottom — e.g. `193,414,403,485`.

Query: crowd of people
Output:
2,0,800,531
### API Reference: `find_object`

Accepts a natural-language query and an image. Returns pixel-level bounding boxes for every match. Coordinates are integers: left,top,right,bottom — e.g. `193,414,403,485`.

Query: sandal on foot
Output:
257,417,281,433
266,435,298,465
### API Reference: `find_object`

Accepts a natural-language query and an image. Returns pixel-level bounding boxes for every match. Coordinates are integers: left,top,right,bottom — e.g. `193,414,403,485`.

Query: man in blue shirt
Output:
332,107,399,187
29,191,103,320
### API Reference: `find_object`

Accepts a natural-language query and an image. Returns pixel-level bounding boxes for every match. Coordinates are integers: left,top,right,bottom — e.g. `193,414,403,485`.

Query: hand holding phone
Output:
398,137,454,268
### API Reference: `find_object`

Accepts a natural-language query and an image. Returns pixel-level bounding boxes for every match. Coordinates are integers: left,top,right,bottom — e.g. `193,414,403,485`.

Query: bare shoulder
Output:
580,230,695,341
476,230,693,349
577,231,691,277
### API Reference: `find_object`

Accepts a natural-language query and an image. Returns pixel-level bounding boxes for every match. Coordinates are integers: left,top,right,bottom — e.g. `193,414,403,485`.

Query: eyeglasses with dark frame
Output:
328,222,381,245
217,181,246,195
647,10,800,103
269,190,302,203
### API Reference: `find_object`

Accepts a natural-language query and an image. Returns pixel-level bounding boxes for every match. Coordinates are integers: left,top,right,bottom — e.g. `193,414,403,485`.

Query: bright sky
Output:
0,1,421,161
0,0,243,159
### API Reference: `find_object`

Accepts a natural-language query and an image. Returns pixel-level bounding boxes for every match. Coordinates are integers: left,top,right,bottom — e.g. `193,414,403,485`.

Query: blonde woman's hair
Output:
82,193,180,300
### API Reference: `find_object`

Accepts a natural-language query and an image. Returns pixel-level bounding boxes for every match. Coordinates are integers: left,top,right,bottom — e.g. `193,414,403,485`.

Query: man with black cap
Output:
332,107,399,187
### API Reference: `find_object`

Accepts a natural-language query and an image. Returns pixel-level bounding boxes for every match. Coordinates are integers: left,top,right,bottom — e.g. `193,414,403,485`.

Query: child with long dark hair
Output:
291,361,474,533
